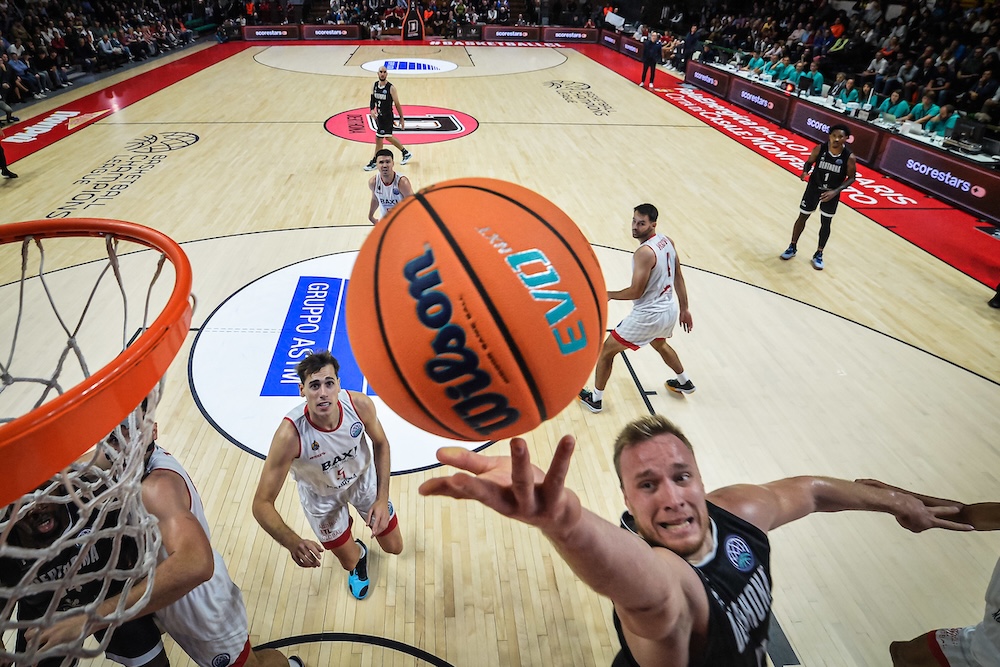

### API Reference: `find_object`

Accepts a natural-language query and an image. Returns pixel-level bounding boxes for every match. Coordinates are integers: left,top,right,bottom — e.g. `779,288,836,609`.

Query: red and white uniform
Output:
374,172,405,218
612,233,680,349
932,557,1000,667
146,447,251,667
284,390,393,547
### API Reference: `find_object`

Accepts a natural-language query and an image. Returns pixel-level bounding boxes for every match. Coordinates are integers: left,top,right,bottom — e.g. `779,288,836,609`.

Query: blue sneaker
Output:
780,244,797,260
348,540,369,600
811,252,824,270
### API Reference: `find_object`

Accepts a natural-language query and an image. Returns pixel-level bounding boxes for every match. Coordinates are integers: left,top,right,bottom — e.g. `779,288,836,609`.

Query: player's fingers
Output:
436,447,491,474
542,436,576,499
509,438,535,507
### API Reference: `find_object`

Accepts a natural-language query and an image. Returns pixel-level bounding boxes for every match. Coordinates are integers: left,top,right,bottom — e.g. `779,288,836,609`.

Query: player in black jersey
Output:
419,414,974,667
0,479,167,667
364,66,412,171
780,123,857,270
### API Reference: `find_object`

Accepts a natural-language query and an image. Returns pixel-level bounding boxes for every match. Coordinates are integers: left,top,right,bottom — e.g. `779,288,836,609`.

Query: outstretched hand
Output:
855,478,973,533
418,436,581,535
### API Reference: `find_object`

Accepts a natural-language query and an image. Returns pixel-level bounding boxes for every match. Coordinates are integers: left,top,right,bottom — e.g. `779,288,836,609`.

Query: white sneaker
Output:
648,83,654,88
401,151,412,165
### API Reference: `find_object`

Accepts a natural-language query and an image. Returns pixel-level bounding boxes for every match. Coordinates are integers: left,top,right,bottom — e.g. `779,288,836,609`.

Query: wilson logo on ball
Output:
404,245,520,436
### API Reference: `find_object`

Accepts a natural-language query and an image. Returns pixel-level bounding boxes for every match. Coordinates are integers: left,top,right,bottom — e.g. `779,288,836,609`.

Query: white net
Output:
0,222,190,666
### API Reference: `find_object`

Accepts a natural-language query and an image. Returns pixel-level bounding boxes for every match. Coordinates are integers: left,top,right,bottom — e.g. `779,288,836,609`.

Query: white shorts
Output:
611,303,679,349
298,464,396,547
155,550,251,667
933,626,1000,667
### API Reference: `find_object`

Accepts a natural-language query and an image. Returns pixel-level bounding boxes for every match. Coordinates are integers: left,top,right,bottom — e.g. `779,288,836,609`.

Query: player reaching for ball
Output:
253,350,403,600
367,149,414,225
579,203,694,414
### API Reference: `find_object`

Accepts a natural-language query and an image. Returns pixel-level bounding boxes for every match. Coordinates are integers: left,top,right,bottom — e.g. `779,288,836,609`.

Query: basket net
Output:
0,220,192,666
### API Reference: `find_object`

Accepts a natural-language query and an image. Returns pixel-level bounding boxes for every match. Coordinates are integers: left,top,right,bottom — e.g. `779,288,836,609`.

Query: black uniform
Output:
801,143,852,217
613,502,772,667
370,81,396,138
0,501,162,667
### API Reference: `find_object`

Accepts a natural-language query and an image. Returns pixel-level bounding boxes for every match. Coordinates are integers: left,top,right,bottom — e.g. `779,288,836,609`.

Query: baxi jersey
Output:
614,502,773,666
374,171,406,217
285,389,372,496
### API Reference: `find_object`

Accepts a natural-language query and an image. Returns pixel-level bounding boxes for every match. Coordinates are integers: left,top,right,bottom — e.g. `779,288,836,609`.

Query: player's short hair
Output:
376,148,394,161
612,414,693,485
634,203,659,222
296,350,341,384
829,123,851,137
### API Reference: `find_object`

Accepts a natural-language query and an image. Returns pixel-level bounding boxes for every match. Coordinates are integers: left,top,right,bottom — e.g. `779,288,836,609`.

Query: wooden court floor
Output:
2,43,999,667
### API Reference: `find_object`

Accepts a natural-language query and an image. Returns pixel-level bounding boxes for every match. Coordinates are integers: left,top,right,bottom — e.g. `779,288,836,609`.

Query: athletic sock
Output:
592,388,603,401
676,372,690,384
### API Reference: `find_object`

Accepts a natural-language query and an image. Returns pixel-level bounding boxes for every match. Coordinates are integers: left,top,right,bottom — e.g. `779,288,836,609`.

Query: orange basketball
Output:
346,178,607,441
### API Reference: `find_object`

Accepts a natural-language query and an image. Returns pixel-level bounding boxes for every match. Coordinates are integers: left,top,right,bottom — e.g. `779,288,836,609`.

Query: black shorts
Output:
22,614,162,667
800,185,841,217
375,115,395,138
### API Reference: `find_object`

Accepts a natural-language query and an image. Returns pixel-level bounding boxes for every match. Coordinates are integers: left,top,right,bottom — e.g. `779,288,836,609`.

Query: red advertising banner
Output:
481,25,541,40
787,102,883,164
599,29,620,50
619,35,642,60
726,77,792,126
877,137,1000,224
242,25,300,40
542,27,598,42
685,61,731,98
301,25,361,39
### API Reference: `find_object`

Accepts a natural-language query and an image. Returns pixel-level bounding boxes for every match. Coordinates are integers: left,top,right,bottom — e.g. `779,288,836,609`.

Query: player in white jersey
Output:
367,149,414,225
34,399,301,667
856,480,1000,667
254,350,403,601
579,203,695,413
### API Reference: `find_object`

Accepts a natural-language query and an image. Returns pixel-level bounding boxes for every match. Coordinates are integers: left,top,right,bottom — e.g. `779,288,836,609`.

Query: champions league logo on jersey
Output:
725,535,755,572
350,422,364,438
211,654,230,667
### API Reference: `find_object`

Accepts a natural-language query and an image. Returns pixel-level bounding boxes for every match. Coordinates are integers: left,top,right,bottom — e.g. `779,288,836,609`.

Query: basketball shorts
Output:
375,114,395,138
611,303,679,349
154,552,251,667
800,185,841,217
26,615,164,667
298,464,398,548
930,626,1000,667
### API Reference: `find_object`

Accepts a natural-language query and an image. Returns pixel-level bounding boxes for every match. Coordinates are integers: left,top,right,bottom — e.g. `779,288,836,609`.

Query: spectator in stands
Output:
924,62,956,105
6,52,45,98
957,68,998,112
837,76,859,104
859,81,877,106
859,51,888,86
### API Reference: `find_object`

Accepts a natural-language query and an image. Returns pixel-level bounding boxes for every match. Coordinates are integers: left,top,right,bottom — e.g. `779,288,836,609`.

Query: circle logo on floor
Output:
325,105,478,145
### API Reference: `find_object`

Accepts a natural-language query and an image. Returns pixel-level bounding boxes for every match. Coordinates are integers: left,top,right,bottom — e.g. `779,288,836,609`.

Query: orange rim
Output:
0,219,193,507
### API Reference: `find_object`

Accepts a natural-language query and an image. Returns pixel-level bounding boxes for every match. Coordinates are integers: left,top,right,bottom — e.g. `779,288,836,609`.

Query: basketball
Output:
346,178,607,441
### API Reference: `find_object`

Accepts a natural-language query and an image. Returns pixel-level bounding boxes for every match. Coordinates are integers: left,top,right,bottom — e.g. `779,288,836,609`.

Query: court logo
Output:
544,81,616,116
189,252,490,474
361,58,458,73
45,133,199,219
325,105,478,145
125,132,200,153
724,535,755,572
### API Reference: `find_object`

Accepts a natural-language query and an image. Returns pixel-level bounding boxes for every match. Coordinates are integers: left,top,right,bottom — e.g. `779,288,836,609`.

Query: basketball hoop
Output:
0,219,193,665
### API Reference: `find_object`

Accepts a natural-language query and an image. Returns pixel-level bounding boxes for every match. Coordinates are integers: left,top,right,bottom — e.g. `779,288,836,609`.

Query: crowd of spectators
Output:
5,0,999,130
1,0,205,122
641,1,1000,129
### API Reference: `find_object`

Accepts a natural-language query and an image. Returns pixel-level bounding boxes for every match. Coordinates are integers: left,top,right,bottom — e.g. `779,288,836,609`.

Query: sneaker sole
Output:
578,398,602,413
665,382,696,395
780,254,795,260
